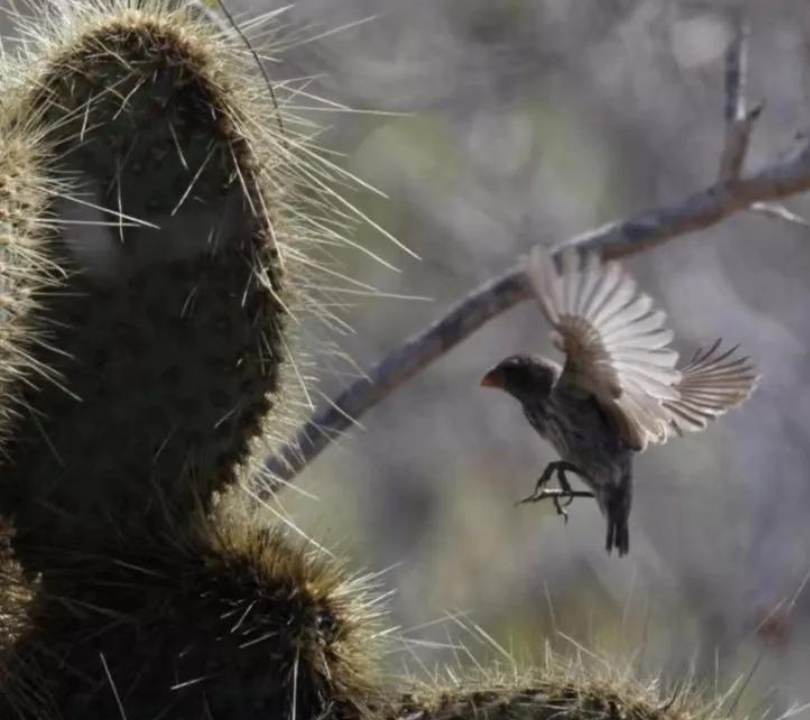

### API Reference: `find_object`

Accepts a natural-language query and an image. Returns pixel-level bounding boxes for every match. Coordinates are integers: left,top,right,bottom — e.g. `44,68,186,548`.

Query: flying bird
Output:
480,245,759,556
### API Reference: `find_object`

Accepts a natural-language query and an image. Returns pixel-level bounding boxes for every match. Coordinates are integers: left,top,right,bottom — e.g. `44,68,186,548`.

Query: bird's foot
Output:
517,461,558,505
518,488,595,522
517,461,593,523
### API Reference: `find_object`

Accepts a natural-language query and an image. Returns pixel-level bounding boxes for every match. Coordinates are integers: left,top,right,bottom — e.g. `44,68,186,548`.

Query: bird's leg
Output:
555,461,592,505
517,462,559,505
554,462,580,496
518,461,594,523
518,461,590,504
552,462,594,522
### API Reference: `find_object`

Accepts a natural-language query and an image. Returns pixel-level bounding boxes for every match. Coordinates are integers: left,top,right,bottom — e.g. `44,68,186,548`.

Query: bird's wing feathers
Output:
526,245,758,451
659,339,759,440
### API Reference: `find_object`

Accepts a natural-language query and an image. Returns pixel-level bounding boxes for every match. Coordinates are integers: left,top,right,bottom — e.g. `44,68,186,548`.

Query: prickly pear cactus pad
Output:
392,666,713,720
0,509,389,719
0,1,318,566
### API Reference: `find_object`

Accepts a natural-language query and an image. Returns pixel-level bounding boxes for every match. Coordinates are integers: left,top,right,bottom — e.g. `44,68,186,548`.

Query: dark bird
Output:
481,246,759,556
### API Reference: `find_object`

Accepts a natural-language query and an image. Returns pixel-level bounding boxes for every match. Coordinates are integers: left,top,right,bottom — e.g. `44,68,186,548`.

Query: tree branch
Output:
262,136,810,489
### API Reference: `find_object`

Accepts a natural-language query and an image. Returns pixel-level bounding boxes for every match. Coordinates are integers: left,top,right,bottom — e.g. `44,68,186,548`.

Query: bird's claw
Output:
517,461,593,524
552,494,571,523
518,487,579,522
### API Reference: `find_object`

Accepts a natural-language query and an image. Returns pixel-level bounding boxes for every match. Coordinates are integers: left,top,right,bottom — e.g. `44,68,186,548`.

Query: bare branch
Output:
718,6,761,182
264,268,528,484
262,138,810,489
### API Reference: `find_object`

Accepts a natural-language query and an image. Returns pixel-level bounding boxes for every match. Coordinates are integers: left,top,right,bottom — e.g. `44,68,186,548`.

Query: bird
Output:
480,245,759,556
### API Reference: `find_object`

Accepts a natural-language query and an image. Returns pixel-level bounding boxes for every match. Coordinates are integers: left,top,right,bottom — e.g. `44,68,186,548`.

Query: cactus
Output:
0,507,389,718
392,663,720,720
0,0,302,566
0,2,762,719
0,1,393,716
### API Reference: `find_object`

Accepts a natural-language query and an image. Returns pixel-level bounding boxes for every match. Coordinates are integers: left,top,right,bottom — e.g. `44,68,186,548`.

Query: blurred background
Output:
257,0,810,713
9,0,810,714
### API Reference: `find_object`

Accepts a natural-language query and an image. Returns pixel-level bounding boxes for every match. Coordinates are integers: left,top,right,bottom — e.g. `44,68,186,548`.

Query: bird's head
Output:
480,355,557,402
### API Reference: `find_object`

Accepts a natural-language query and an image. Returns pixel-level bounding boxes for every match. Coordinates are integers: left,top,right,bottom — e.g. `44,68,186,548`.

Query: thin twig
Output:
262,137,810,489
724,7,749,128
718,5,761,182
750,201,810,229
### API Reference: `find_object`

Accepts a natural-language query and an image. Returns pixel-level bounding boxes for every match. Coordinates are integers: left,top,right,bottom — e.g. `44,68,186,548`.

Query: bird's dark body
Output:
522,381,634,555
484,355,634,555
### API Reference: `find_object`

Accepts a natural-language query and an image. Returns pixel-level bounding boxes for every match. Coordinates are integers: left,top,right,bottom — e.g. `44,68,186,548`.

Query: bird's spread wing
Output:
658,339,759,439
525,244,758,451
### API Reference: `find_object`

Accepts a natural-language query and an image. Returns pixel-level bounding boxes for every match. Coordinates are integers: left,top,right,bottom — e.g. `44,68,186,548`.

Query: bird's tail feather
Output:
604,471,632,557
605,508,630,556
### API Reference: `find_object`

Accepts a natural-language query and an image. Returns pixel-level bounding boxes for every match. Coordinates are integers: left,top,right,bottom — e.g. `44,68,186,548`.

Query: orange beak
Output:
480,370,503,389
